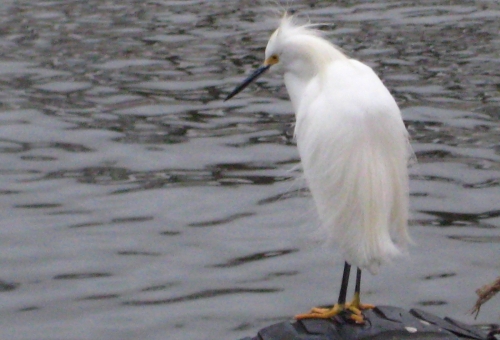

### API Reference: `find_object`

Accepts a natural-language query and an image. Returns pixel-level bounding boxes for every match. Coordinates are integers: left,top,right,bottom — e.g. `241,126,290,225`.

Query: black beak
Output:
224,65,271,101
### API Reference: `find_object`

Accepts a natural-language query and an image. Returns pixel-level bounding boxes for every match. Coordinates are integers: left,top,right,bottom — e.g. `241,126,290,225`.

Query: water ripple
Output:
189,212,255,228
0,280,20,292
53,273,113,280
448,235,500,243
123,287,282,306
0,1,498,339
211,249,299,268
419,210,500,227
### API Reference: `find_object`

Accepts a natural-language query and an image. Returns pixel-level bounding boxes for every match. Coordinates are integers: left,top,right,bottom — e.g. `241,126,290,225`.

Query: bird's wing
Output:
294,59,411,272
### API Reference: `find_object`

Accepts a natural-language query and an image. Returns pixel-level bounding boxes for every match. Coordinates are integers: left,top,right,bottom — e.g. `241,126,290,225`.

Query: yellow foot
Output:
346,301,375,314
343,304,374,324
295,301,375,324
295,304,344,320
345,293,375,324
348,292,374,310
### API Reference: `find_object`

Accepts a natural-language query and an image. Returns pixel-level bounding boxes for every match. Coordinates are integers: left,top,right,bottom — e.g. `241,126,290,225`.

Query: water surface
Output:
0,1,498,340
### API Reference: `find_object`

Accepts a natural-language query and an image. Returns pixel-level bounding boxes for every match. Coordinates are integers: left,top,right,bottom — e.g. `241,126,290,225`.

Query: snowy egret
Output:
225,15,411,323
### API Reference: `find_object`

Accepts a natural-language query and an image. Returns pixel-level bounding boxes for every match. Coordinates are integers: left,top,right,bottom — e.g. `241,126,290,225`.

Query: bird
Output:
224,14,412,324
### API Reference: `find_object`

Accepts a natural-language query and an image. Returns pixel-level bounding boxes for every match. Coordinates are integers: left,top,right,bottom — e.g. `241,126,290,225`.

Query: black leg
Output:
337,261,351,305
355,267,361,295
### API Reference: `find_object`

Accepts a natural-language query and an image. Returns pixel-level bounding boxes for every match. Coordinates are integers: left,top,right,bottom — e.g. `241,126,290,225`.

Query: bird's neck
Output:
284,72,310,112
283,38,346,111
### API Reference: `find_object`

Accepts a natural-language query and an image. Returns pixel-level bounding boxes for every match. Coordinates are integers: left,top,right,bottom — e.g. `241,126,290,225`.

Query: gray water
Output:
0,1,498,339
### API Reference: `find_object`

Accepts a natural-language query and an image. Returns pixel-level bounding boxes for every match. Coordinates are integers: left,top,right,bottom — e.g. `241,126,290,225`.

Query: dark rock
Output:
239,306,489,340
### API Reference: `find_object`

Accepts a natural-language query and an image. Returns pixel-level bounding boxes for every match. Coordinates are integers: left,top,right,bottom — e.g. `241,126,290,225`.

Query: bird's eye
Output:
265,54,279,66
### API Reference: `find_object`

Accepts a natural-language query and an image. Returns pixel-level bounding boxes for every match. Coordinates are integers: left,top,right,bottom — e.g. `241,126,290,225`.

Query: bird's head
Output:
225,15,305,101
224,14,343,101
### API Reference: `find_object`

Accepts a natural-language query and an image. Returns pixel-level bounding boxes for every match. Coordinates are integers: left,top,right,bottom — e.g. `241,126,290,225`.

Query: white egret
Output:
225,14,411,323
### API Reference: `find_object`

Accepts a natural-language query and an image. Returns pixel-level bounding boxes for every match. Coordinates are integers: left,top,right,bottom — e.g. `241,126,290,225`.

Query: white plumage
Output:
225,14,412,321
264,17,411,274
